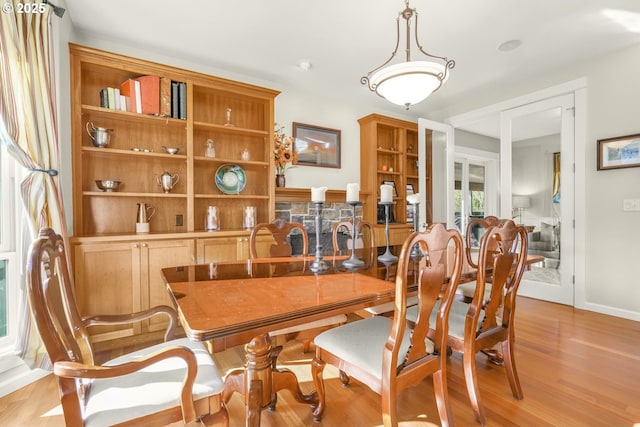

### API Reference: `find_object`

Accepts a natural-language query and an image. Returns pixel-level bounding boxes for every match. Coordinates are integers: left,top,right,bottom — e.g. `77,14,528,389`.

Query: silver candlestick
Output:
409,201,424,259
342,201,365,268
309,202,329,273
378,202,398,263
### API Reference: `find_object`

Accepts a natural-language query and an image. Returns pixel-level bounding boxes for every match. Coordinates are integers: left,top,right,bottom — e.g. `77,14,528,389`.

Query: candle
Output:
346,183,359,202
407,193,420,205
311,186,328,203
380,184,393,203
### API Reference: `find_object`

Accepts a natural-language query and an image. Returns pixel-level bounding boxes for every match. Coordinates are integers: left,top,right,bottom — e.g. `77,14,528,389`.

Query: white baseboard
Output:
0,355,50,397
577,301,640,322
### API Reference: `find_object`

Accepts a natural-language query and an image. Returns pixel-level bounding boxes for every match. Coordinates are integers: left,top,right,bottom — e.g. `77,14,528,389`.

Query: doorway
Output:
418,118,454,228
446,78,587,307
453,147,499,235
500,94,575,305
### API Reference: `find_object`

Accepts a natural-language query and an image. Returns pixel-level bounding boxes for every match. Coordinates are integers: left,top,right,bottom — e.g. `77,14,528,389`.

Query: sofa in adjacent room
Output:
527,222,560,268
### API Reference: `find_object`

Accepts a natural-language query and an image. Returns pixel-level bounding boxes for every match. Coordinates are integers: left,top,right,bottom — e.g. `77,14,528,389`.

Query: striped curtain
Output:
0,1,68,369
552,152,560,204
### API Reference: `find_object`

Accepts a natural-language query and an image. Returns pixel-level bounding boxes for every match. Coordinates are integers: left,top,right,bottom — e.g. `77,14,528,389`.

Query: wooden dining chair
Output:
249,218,309,258
457,215,506,301
26,228,228,427
311,223,464,427
331,219,377,278
248,219,347,353
331,218,375,251
411,220,528,425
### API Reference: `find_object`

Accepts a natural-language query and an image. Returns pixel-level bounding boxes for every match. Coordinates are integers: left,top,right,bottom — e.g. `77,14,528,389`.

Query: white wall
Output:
582,45,640,316
455,129,500,152
52,1,75,236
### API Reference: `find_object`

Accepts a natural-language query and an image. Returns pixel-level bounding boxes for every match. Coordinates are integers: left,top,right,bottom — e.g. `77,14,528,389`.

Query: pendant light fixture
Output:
361,0,455,109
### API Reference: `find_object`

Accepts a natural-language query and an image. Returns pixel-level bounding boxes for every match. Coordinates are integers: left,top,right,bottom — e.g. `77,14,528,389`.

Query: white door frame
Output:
418,118,454,229
500,94,574,305
454,146,499,234
446,78,587,308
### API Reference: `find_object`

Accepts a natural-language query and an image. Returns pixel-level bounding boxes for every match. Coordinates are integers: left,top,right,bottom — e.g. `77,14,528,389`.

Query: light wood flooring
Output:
1,296,639,426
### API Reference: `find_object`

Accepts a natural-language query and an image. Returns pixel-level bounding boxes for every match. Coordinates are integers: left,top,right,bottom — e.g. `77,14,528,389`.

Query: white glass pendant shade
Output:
370,61,447,107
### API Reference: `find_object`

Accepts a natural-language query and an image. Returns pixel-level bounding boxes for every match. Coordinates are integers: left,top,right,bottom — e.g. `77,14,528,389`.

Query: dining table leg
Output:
222,333,318,426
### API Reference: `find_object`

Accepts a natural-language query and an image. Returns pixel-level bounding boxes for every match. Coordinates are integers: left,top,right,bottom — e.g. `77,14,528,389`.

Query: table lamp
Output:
512,195,530,225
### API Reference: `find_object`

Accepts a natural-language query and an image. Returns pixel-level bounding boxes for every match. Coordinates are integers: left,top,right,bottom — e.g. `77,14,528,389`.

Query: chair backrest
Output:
249,218,309,258
465,216,506,269
26,228,95,424
472,220,528,336
27,228,95,367
331,219,375,251
384,223,463,384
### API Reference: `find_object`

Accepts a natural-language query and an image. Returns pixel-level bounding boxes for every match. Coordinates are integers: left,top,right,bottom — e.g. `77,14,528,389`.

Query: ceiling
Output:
62,0,640,139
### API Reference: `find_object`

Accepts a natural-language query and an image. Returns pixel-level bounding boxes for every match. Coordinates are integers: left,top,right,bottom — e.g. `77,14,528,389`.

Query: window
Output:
0,143,19,354
453,146,499,234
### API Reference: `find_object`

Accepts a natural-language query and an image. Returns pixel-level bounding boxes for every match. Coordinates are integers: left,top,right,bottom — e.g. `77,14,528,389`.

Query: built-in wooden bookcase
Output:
69,44,279,343
358,113,432,230
70,44,279,236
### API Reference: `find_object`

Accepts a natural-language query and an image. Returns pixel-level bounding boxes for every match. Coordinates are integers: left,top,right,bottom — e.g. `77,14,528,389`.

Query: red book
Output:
135,75,160,115
159,77,171,117
119,79,140,113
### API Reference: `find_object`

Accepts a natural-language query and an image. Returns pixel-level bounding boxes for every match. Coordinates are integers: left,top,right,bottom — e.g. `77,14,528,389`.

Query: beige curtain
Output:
0,1,68,369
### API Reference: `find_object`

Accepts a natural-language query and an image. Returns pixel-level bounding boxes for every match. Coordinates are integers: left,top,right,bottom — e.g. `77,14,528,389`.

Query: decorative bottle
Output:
205,139,216,158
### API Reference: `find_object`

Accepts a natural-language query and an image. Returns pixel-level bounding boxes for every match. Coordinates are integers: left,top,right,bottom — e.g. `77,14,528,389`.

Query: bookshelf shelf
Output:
83,192,188,198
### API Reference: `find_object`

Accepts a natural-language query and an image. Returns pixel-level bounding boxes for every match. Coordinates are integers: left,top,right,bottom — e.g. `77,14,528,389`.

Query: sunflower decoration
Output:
273,123,298,175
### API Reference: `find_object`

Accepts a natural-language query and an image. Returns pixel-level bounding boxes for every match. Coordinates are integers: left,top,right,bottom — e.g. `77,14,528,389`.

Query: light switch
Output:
622,199,640,211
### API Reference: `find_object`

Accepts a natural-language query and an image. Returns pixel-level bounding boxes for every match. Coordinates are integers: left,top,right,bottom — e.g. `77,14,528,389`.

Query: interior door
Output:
499,94,575,305
454,156,493,235
418,118,454,229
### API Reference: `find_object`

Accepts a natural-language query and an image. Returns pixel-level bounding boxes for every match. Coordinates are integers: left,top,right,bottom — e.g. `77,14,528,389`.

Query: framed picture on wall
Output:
292,122,341,168
597,133,640,170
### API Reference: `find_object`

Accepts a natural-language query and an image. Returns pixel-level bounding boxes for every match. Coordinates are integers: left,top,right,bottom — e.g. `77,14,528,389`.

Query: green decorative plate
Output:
215,164,246,194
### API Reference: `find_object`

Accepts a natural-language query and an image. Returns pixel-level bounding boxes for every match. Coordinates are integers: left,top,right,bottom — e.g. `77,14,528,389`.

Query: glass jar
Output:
206,206,219,231
243,206,256,229
205,139,216,158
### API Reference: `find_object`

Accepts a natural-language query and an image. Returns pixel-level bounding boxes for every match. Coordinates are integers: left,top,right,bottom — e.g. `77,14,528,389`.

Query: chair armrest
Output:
82,305,178,341
54,345,198,423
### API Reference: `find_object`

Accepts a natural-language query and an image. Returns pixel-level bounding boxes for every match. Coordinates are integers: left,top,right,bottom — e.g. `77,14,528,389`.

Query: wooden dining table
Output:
162,246,543,427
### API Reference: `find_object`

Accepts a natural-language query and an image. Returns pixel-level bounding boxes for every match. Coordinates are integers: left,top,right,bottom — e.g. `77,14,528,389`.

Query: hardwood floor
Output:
1,296,639,426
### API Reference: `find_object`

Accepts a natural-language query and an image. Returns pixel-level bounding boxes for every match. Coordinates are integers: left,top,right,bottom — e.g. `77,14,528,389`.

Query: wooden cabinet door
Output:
373,225,412,247
196,235,275,262
140,239,195,332
74,241,139,342
197,237,244,263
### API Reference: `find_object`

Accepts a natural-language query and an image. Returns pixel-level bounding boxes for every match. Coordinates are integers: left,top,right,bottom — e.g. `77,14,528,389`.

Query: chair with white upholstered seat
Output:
311,223,463,427
249,219,347,353
26,228,228,427
457,215,506,301
331,219,417,317
409,220,528,425
250,218,309,259
331,218,375,252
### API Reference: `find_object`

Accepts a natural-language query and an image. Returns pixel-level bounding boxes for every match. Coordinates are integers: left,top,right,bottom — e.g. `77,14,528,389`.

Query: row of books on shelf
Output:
99,76,187,119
